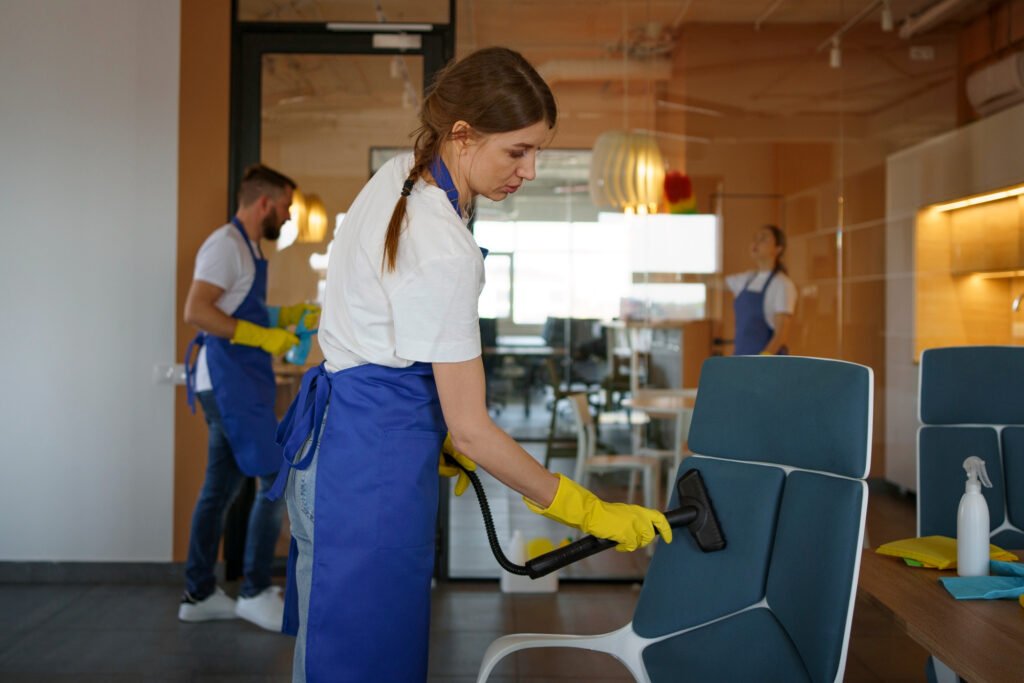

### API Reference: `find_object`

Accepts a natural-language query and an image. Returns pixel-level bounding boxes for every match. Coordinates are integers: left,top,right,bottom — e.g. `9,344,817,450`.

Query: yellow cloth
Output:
523,474,672,552
231,319,299,356
438,433,476,497
875,535,1019,570
277,303,320,329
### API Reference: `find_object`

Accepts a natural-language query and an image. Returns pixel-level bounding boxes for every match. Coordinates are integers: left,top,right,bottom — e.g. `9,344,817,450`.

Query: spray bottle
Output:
285,310,318,366
957,455,993,577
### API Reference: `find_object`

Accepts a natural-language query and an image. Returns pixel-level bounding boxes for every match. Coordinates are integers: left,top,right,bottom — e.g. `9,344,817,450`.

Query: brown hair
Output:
237,164,296,207
382,47,557,271
764,224,788,274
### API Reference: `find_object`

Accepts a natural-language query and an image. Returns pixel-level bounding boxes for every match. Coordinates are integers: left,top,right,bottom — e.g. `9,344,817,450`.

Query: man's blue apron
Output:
733,269,788,356
270,362,446,682
184,218,281,476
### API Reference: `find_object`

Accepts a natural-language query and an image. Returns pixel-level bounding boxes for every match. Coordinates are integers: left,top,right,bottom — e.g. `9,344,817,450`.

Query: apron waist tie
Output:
266,363,331,501
183,332,205,414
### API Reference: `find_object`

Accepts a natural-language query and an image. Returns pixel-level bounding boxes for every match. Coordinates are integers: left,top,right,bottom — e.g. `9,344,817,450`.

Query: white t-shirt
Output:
192,223,258,391
319,153,485,372
726,269,797,330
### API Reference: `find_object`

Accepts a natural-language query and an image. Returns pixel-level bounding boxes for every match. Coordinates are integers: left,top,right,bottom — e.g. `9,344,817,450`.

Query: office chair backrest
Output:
918,346,1024,548
633,356,872,683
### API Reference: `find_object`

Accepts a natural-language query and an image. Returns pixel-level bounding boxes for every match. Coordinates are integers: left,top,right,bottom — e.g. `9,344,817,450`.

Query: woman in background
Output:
727,224,797,355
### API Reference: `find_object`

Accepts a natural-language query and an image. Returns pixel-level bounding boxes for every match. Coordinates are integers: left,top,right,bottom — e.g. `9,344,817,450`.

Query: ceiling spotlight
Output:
829,38,842,69
881,0,894,32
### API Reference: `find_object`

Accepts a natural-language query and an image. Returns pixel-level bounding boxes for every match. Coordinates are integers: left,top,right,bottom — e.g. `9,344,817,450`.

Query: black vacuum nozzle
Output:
446,453,728,580
523,468,727,578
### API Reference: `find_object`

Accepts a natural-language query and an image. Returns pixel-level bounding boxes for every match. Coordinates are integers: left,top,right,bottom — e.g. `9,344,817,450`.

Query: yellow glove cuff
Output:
439,433,477,497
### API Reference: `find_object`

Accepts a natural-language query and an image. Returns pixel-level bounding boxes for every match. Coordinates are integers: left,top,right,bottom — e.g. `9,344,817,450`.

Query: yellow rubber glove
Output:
438,433,476,497
232,319,299,356
524,474,672,552
277,303,321,329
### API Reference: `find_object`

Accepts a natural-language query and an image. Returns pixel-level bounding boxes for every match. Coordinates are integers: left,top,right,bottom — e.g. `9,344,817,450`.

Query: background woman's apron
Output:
185,218,282,476
271,361,446,682
733,269,788,356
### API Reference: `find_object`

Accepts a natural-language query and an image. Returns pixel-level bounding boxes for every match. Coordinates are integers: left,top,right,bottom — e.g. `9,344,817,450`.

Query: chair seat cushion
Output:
642,607,811,683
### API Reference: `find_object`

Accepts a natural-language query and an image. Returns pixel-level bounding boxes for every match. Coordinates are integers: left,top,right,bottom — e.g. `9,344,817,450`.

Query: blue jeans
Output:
185,391,285,599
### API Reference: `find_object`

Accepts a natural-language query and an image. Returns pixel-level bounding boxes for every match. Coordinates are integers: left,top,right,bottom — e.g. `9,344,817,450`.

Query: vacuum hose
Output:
447,456,725,579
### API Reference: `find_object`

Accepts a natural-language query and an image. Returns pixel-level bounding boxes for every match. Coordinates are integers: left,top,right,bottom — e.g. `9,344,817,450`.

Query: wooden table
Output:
857,549,1024,683
622,389,697,506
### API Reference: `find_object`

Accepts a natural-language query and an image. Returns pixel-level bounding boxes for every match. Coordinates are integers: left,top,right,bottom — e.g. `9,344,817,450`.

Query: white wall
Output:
0,1,180,560
885,103,1024,491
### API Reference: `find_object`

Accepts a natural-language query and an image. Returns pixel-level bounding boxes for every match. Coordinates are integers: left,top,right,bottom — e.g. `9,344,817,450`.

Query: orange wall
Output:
174,0,232,560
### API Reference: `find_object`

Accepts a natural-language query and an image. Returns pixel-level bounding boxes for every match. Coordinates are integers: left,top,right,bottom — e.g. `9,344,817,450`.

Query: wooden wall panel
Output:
173,0,232,561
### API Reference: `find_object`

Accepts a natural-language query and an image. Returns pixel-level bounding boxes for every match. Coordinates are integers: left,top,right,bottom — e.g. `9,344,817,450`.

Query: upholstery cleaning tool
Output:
447,457,726,578
285,313,317,365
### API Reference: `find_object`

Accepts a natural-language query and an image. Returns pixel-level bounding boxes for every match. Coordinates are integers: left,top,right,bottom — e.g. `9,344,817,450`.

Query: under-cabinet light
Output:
933,185,1024,212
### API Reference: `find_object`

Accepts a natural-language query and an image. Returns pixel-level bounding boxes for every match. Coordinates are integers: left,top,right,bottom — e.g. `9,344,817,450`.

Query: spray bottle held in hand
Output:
957,456,993,577
285,309,318,365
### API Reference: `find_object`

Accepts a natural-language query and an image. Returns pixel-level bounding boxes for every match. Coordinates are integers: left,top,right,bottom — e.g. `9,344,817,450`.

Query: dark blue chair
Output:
917,346,1024,549
476,356,872,683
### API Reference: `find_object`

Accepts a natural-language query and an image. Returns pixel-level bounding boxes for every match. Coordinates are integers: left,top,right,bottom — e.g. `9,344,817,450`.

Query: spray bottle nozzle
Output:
963,456,993,490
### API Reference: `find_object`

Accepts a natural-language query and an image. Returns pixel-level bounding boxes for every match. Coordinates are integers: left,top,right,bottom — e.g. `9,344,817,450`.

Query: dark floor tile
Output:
0,625,294,677
0,584,90,631
38,584,183,631
428,629,513,678
431,584,516,633
514,647,635,680
843,652,883,682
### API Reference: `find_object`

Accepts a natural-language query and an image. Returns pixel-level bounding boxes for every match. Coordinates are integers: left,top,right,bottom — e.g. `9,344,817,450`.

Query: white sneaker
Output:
235,585,284,632
178,587,237,622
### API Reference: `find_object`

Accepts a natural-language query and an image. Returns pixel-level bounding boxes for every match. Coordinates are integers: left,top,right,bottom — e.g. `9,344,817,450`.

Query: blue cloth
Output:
185,218,282,476
184,391,285,599
275,361,446,682
733,269,788,355
939,560,1024,600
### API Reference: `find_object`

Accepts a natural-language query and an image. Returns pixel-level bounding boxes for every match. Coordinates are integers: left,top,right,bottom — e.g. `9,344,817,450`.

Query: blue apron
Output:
272,362,446,682
268,157,475,681
184,218,282,476
733,269,788,356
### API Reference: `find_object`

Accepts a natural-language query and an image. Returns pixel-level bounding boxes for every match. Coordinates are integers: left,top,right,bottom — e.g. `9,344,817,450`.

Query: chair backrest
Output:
917,346,1024,548
633,356,872,683
568,392,596,482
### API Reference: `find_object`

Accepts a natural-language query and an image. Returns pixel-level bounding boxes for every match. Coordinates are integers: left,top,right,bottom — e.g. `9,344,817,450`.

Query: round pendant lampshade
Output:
589,130,665,214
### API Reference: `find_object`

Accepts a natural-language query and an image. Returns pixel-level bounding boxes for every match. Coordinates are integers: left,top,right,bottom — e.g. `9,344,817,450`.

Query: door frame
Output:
230,12,455,210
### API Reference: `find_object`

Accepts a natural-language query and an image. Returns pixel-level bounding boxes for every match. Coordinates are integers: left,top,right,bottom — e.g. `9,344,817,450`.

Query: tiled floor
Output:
0,396,931,682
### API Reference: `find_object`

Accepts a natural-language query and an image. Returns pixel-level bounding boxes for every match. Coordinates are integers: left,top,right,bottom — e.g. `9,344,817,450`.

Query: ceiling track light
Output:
829,38,842,69
881,0,894,31
816,0,893,67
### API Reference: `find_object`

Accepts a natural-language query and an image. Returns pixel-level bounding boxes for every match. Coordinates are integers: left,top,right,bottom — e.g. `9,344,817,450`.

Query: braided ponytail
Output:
382,128,438,272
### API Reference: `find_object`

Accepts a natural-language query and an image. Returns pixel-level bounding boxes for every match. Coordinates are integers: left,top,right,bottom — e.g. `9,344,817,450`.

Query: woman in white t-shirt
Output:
726,224,797,355
268,47,671,683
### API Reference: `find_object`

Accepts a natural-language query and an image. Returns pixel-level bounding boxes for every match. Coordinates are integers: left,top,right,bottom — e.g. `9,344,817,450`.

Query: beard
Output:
262,208,282,241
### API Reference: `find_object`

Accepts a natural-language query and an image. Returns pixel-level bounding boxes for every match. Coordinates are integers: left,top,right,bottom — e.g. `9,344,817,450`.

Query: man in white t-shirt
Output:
179,164,319,632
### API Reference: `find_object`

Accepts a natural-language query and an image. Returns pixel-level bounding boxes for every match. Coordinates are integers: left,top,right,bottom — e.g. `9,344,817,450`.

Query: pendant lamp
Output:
589,130,665,214
299,193,327,243
289,188,308,233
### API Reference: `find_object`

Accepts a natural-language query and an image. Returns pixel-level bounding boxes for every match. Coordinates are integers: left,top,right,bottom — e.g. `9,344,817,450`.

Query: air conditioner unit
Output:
966,51,1024,117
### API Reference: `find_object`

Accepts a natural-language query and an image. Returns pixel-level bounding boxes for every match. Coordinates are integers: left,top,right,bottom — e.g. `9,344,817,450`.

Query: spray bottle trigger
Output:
963,456,993,488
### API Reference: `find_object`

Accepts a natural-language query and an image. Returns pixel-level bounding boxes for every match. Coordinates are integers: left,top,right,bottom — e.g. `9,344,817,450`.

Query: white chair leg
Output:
643,467,654,510
627,470,639,504
475,625,651,683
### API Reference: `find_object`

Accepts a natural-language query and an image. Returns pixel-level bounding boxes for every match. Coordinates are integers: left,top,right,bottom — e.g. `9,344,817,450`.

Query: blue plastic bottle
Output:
285,311,317,365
